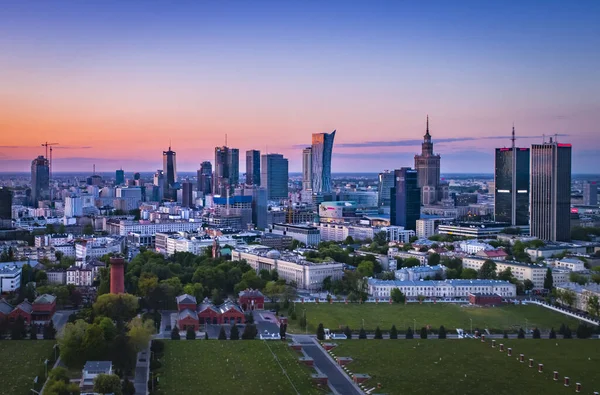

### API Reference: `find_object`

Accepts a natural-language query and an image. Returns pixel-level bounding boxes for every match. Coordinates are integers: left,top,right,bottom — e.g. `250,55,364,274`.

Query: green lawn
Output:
0,341,55,395
333,340,600,395
288,303,583,333
158,341,322,395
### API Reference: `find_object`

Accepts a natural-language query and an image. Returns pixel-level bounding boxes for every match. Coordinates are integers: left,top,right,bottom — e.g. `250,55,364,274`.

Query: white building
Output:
268,224,321,246
416,219,436,239
368,278,516,298
555,282,600,312
388,248,429,265
66,263,93,286
35,233,74,247
462,256,548,289
116,220,202,236
80,361,113,392
394,265,446,281
459,240,493,254
64,196,83,217
525,243,587,260
551,267,570,285
0,266,21,293
318,223,377,242
231,246,343,290
381,226,415,243
75,237,124,260
553,258,586,272
46,268,67,285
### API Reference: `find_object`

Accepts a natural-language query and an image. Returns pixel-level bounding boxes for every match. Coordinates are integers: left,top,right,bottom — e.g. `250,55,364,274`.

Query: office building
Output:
319,201,358,223
162,145,177,200
494,128,530,226
0,187,12,228
377,170,394,207
390,168,420,230
197,161,212,195
261,154,289,200
302,147,312,191
115,169,125,185
268,223,321,246
214,146,240,196
583,181,598,206
252,187,268,230
182,181,194,208
530,139,572,242
414,116,445,205
311,131,336,193
31,155,50,207
245,150,261,186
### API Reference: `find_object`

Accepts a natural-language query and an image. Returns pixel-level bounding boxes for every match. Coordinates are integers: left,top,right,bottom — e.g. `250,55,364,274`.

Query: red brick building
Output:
176,294,245,329
32,294,57,323
469,292,503,306
0,299,13,322
8,300,32,324
238,289,265,311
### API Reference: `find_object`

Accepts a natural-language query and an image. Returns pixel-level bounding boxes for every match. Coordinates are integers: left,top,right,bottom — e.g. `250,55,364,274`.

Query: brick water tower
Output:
110,256,125,294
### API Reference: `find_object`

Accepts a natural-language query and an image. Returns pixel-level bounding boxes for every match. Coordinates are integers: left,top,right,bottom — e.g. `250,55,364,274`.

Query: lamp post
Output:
362,318,365,330
53,344,58,361
413,319,416,333
303,309,306,335
470,318,473,335
525,319,528,335
44,359,49,377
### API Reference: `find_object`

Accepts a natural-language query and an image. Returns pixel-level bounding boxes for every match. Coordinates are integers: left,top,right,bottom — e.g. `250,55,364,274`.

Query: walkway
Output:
292,335,363,395
134,345,150,395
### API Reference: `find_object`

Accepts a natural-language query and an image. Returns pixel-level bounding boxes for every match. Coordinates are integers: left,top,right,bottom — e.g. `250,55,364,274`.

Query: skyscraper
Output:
261,154,289,200
494,128,530,226
302,147,312,191
0,187,12,229
530,138,572,242
246,150,261,186
252,187,268,230
162,145,177,200
390,168,420,230
583,181,598,206
182,181,193,208
377,170,394,207
115,169,125,185
311,131,336,193
197,161,212,194
214,146,239,196
153,169,165,201
414,116,442,206
31,155,50,208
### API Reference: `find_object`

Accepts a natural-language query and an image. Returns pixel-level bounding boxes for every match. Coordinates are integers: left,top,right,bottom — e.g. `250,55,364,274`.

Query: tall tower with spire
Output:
414,116,443,205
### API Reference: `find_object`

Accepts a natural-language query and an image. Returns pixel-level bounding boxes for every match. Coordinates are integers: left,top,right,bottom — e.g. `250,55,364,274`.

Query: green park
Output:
0,341,56,395
287,302,584,333
156,340,323,395
332,339,600,394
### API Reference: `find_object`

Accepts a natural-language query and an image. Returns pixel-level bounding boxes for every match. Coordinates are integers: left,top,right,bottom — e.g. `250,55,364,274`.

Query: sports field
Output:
0,341,55,395
157,341,322,395
332,340,600,395
287,303,583,333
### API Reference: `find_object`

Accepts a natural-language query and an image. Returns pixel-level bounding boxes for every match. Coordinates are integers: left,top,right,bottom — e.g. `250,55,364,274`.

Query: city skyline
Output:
1,1,599,173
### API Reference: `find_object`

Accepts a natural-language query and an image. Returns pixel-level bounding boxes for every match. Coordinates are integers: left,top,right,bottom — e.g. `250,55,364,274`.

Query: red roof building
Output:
238,289,265,311
469,293,503,306
8,300,32,324
32,294,57,323
476,248,509,260
176,295,245,330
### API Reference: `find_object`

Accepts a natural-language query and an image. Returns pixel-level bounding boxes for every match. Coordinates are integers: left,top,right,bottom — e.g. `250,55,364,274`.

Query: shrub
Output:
420,327,428,339
389,325,398,339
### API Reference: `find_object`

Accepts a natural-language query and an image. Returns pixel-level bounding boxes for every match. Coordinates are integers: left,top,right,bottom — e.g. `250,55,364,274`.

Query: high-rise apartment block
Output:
0,187,12,229
494,129,530,226
530,139,572,242
182,181,194,208
311,131,336,193
390,168,421,230
31,155,50,208
261,154,289,200
245,150,261,186
583,181,598,206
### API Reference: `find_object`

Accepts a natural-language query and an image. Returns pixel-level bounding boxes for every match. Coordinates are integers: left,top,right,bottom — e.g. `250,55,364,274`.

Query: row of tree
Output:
316,323,448,340
0,316,57,340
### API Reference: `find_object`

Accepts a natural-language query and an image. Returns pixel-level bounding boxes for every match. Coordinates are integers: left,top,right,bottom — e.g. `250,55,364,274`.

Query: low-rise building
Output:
416,219,436,239
0,266,21,293
318,223,377,243
469,293,503,306
231,246,343,290
46,268,67,285
381,226,415,243
394,265,446,281
438,222,527,239
525,243,587,260
388,248,429,266
67,263,93,287
553,258,586,272
267,224,321,246
258,233,293,250
475,248,509,260
555,282,600,312
238,289,265,311
368,279,516,298
31,294,56,323
462,256,548,289
80,361,113,392
175,295,246,330
459,240,494,254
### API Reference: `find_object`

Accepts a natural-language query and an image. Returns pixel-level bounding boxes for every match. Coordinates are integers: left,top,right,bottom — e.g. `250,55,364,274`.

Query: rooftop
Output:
234,246,343,267
83,361,112,373
33,294,56,304
368,278,515,287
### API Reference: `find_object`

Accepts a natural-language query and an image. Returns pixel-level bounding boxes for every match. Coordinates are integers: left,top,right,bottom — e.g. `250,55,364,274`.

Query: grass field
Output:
333,340,600,395
0,341,55,395
287,303,584,333
158,341,322,395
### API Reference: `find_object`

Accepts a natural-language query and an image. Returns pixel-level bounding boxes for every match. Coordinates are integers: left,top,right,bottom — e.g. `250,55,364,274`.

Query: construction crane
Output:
41,142,59,180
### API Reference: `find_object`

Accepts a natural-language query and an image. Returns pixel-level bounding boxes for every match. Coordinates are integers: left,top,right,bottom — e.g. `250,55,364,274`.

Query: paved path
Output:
292,335,363,395
134,345,150,395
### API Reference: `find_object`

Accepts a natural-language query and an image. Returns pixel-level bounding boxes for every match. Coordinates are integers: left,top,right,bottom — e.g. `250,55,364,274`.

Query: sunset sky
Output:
1,1,599,173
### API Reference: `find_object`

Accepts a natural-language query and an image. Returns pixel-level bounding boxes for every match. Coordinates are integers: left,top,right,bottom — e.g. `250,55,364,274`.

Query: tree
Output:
93,373,123,395
420,327,428,339
344,326,352,339
391,288,406,304
358,328,366,339
58,320,88,368
587,295,600,317
438,325,447,339
544,268,554,290
576,324,593,339
30,325,38,340
532,328,541,339
461,268,478,279
244,312,254,324
230,324,239,340
122,377,136,395
344,236,355,244
46,223,56,234
405,327,414,339
402,257,420,268
563,326,572,339
357,261,374,278
11,316,26,340
45,380,81,395
561,290,576,309
82,224,94,235
83,324,106,361
429,253,440,266
127,316,154,352
518,328,525,339
478,260,497,279
549,328,556,339
316,323,325,340
93,293,138,327
388,325,397,339
374,326,383,339
558,323,566,335
242,324,257,340
171,325,180,340
498,268,513,282
204,332,209,340
523,279,535,292
186,326,196,340
503,330,508,339
322,276,332,292
218,326,227,340
211,288,224,305
98,317,117,342
279,323,287,340
263,281,284,303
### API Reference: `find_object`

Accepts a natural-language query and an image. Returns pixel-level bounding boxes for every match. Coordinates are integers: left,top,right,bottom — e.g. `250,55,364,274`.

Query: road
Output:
292,335,363,395
52,309,75,334
134,346,150,395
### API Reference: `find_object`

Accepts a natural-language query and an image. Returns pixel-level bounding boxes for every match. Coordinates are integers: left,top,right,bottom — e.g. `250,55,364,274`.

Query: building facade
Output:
462,256,548,289
390,168,420,230
583,181,598,206
530,139,572,242
368,278,517,298
245,150,261,186
261,154,288,200
302,147,312,191
268,223,321,246
31,156,50,207
214,146,239,196
162,146,177,200
414,117,446,205
197,161,213,195
377,171,394,208
416,219,436,238
311,131,336,193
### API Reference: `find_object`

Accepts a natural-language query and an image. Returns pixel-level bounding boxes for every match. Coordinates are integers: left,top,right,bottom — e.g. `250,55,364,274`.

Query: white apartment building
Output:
35,234,74,247
553,258,586,272
381,226,415,243
64,196,83,217
368,278,516,298
66,263,93,286
416,219,436,239
318,223,377,242
388,248,429,265
459,240,493,254
116,220,202,236
556,282,600,312
231,246,343,290
0,266,21,293
268,224,321,246
75,237,124,260
462,256,548,289
394,265,446,281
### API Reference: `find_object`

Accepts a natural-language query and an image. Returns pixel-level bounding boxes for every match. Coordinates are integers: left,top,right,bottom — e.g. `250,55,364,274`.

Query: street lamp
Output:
53,344,58,361
470,318,473,335
413,319,416,333
362,318,365,330
525,319,528,335
44,359,49,377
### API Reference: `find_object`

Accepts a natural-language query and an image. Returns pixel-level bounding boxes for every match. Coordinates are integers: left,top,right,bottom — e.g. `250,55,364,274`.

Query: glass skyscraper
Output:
302,147,312,191
245,150,261,186
214,146,239,196
197,161,212,194
261,154,289,200
162,146,177,200
377,170,394,207
115,169,125,185
31,155,50,208
530,139,572,242
494,146,530,226
390,168,420,230
311,130,336,193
